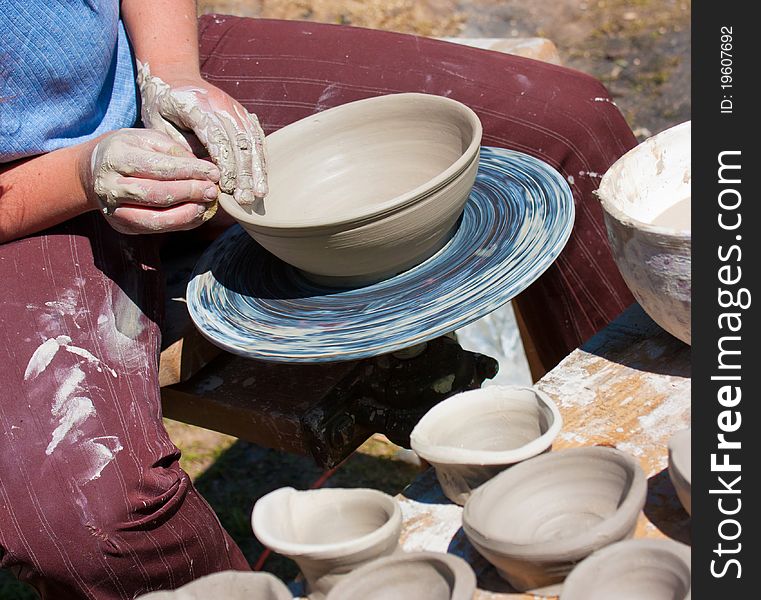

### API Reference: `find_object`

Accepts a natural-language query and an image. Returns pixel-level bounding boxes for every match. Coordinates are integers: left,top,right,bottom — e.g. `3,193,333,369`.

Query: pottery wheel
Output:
187,147,574,363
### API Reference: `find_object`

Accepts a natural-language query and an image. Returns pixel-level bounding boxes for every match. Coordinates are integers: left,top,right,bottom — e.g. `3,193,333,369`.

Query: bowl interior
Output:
467,453,636,545
338,558,458,599
261,489,393,547
569,544,690,600
249,93,479,225
598,121,690,232
414,388,554,456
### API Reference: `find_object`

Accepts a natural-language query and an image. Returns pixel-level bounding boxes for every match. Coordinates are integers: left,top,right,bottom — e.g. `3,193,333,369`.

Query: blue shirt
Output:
0,0,138,162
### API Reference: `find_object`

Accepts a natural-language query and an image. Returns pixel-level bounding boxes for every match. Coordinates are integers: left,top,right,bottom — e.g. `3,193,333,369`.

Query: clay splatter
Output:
46,365,94,455
80,436,124,482
24,335,117,380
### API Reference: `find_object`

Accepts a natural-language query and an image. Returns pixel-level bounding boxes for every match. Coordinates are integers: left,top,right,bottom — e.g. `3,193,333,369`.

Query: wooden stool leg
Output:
512,300,549,383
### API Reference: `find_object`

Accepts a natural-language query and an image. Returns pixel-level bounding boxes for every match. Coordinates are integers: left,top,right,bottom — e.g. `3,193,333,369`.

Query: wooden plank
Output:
397,304,691,598
162,352,360,457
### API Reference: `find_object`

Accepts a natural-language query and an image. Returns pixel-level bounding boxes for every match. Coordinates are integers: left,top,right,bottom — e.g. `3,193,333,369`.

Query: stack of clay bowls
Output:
668,428,692,515
597,121,691,344
410,386,562,504
561,539,691,599
220,93,483,287
251,487,402,599
462,446,647,594
137,571,292,599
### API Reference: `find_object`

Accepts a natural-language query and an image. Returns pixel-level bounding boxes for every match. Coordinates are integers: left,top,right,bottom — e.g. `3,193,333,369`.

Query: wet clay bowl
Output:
137,571,292,599
597,121,691,344
410,386,562,505
251,487,402,599
325,551,476,600
668,428,692,515
462,446,647,595
561,539,691,600
220,92,483,287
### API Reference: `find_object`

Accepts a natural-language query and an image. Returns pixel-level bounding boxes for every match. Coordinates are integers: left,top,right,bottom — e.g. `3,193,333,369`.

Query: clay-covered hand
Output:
82,128,221,234
136,61,267,206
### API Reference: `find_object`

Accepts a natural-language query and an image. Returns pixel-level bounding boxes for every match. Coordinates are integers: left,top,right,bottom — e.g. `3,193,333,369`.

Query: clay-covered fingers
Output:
220,109,256,206
174,108,237,195
115,149,220,183
182,104,267,206
96,128,219,181
242,106,268,199
106,202,210,234
88,129,221,235
114,177,218,207
227,105,268,204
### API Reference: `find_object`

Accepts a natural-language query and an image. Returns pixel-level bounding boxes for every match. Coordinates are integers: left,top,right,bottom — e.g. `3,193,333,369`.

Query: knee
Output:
82,462,192,549
39,459,191,558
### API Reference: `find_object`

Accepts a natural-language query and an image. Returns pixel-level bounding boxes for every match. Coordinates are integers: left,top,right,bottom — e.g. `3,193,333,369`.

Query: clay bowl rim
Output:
325,551,477,600
561,538,692,599
462,446,647,560
220,92,483,231
409,386,563,466
668,428,692,487
251,486,402,559
597,120,691,240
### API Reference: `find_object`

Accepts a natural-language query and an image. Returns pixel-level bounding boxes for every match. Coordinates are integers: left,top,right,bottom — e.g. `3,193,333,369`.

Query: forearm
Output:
0,141,98,243
121,0,201,79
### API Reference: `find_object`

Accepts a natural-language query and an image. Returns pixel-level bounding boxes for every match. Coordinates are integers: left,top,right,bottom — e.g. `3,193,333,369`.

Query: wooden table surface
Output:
396,304,691,598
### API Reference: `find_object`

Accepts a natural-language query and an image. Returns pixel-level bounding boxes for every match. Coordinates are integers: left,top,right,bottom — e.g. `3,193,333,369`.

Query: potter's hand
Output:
82,129,220,234
136,61,267,207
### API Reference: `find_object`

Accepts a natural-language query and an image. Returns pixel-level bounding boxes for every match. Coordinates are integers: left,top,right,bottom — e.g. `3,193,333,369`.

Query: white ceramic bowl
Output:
561,539,691,600
462,446,647,594
597,121,691,344
251,487,402,599
410,386,562,505
221,93,483,287
668,428,691,515
325,552,476,600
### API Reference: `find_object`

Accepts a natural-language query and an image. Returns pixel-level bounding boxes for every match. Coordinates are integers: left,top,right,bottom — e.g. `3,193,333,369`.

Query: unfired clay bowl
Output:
410,386,562,505
251,487,402,599
462,446,647,594
561,539,691,600
325,552,476,600
597,121,691,344
668,428,691,515
136,571,291,599
220,93,483,286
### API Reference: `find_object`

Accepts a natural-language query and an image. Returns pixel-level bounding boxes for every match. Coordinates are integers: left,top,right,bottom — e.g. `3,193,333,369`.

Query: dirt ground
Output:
0,1,690,597
199,0,690,138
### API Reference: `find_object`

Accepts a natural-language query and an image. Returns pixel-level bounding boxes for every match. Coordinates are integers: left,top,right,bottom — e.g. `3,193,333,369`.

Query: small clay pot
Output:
325,552,476,600
251,487,402,599
220,93,482,287
668,428,691,515
598,121,691,344
410,386,562,505
462,446,647,594
561,539,691,600
136,571,291,599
